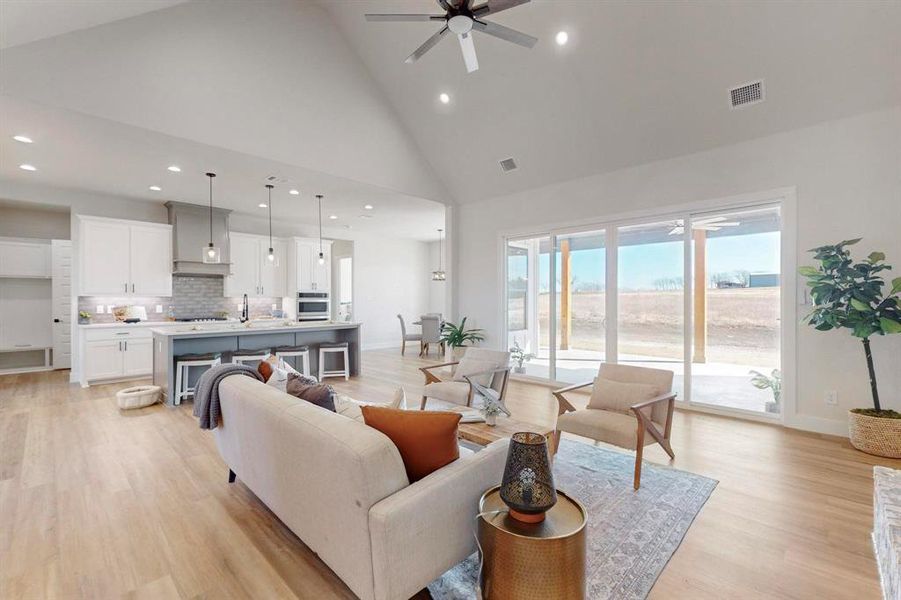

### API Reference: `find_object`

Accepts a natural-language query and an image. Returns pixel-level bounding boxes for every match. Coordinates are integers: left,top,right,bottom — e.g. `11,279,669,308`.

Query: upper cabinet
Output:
289,238,332,293
78,216,172,296
0,239,51,278
225,233,287,298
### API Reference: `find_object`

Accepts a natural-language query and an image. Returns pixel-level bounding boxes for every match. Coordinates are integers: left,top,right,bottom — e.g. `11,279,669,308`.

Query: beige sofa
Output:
214,376,509,600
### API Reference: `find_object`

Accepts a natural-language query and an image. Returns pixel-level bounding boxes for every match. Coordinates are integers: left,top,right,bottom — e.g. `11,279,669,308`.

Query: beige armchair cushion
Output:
424,381,471,405
588,378,658,413
556,409,655,449
452,356,498,386
597,363,674,425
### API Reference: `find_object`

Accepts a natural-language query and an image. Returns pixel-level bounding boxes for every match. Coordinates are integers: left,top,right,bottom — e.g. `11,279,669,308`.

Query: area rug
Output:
428,439,717,600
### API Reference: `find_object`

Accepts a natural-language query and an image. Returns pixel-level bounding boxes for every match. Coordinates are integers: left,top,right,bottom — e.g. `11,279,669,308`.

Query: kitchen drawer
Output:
84,327,153,342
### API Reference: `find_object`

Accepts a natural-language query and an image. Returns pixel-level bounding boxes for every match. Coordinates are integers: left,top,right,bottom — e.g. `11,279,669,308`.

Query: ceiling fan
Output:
365,0,537,74
668,216,742,236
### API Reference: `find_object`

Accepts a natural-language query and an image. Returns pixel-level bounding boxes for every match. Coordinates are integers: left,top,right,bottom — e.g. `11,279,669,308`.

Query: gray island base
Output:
152,322,361,405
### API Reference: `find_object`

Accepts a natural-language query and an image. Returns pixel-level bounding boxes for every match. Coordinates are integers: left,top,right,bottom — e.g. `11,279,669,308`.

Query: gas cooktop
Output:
174,317,228,322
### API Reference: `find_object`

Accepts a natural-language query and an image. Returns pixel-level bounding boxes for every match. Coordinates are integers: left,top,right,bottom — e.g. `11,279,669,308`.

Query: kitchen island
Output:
151,321,361,405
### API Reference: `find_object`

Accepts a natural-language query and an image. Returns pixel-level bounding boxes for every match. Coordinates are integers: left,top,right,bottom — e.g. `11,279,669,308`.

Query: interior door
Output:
129,225,172,296
80,219,130,295
51,240,72,369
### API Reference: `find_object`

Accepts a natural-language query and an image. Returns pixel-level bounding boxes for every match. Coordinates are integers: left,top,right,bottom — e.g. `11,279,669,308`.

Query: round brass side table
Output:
478,485,587,599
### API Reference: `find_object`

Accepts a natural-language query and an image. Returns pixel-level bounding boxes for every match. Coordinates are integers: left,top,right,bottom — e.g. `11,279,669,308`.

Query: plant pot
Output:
485,413,497,427
451,346,467,361
514,365,526,374
765,401,779,414
78,317,91,325
848,410,901,458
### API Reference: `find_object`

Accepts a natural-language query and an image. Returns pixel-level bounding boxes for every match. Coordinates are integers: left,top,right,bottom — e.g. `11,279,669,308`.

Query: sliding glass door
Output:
503,197,786,419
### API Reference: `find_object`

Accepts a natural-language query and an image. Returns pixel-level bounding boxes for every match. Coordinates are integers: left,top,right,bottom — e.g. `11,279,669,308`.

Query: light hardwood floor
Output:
1,348,897,599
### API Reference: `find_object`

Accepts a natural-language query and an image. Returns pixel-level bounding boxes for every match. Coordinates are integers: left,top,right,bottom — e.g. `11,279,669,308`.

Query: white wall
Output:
453,106,901,435
0,203,70,239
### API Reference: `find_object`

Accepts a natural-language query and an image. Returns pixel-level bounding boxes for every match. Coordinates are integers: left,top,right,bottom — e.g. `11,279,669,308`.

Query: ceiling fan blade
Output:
668,227,685,236
365,14,446,22
472,0,530,18
693,215,728,225
405,26,450,64
458,32,479,73
471,19,537,48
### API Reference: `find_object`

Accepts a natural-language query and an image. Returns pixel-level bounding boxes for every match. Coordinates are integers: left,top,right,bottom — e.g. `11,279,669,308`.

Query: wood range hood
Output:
165,201,233,276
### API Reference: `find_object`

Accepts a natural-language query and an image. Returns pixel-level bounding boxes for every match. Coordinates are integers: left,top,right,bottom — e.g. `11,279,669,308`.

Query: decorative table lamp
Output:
499,432,557,523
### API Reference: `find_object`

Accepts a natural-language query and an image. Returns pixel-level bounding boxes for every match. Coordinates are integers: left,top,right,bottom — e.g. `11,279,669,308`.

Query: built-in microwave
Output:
297,291,330,321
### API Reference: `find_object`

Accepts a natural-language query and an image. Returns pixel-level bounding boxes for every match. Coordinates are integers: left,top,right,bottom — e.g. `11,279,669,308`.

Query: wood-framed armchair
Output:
552,363,676,490
419,348,511,411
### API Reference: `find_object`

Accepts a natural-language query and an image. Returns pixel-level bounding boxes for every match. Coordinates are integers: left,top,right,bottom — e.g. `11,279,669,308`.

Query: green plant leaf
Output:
880,317,901,334
850,298,870,311
798,266,820,277
867,251,886,263
892,277,901,295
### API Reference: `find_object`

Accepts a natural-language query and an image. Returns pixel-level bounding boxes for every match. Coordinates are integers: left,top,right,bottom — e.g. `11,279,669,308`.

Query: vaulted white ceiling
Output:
1,0,899,218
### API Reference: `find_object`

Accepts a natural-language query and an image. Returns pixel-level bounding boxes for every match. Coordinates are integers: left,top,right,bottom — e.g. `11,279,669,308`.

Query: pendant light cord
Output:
208,175,213,244
267,185,273,248
317,195,323,255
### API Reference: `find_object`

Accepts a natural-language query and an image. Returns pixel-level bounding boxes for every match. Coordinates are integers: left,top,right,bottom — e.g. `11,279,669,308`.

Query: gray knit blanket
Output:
193,363,263,430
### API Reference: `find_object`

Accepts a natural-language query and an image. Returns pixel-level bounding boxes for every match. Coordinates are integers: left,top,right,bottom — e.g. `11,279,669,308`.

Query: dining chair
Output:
397,314,422,356
419,314,443,357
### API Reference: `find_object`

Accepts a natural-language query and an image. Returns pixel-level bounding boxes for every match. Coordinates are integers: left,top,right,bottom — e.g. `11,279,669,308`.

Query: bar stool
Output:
231,348,271,367
174,353,221,405
274,345,311,376
318,342,350,381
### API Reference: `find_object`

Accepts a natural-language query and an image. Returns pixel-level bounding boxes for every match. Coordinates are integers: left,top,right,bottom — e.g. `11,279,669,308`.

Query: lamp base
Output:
508,508,546,524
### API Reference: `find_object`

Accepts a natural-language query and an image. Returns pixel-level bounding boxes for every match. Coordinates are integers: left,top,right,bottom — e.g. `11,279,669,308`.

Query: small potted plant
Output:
78,310,92,325
799,239,901,458
440,317,486,360
510,341,535,375
749,369,781,414
481,391,511,427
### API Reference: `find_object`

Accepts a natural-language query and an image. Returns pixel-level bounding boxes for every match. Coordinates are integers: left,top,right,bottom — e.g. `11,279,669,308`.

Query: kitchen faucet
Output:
241,293,249,323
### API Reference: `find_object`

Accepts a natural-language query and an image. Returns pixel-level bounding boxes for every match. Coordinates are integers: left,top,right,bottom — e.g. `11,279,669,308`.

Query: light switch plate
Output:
825,391,838,406
155,304,163,313
96,305,105,314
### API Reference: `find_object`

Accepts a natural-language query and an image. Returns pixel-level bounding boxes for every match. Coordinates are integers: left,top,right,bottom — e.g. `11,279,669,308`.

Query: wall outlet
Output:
271,303,277,310
96,305,105,314
155,304,163,313
824,391,838,406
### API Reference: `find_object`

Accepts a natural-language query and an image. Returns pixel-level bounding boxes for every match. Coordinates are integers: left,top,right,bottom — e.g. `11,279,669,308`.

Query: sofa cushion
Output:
588,378,658,413
362,406,461,482
557,409,655,449
257,355,277,381
286,373,336,412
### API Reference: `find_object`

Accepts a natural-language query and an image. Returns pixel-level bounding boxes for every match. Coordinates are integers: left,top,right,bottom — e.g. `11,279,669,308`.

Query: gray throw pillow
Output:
286,373,336,412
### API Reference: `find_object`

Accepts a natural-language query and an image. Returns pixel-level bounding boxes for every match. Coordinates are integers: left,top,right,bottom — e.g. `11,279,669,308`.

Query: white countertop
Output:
150,321,361,337
78,320,186,329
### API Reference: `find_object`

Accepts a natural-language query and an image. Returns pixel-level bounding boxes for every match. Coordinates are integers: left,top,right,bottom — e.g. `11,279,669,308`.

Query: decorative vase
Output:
486,413,497,427
514,365,526,374
765,401,779,414
78,317,91,325
848,410,901,458
499,432,557,523
452,346,467,361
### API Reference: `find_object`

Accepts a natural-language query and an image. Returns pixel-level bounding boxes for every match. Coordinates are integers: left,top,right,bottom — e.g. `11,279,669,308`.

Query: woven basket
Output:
848,411,901,458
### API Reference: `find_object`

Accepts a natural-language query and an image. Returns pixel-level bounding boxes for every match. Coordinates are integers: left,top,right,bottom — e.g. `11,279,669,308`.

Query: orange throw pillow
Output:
257,356,278,382
361,406,461,482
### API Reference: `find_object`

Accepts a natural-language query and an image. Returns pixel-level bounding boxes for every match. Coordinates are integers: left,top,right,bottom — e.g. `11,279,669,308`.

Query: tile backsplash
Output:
78,275,285,322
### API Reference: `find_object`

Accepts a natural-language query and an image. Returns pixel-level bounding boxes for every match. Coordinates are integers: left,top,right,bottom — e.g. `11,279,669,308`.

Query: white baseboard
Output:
785,414,849,437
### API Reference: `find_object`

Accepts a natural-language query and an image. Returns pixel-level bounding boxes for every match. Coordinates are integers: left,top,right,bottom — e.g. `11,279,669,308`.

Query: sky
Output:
509,231,781,291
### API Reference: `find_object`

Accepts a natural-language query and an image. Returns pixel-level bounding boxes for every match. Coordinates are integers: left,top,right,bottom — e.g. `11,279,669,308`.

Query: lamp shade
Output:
499,432,557,523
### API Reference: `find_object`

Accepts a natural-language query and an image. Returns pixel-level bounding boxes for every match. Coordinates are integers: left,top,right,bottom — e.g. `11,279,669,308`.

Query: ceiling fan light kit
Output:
366,0,537,74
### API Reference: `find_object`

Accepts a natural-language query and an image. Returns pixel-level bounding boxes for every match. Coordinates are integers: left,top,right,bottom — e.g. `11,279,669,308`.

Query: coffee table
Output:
455,412,556,448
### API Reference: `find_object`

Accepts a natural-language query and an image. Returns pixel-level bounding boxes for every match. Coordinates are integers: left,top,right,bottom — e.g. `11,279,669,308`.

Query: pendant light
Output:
316,194,325,265
432,228,446,281
202,172,221,263
265,184,275,263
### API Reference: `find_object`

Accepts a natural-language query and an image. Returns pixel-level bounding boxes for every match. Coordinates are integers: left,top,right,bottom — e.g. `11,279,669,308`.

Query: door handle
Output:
119,341,122,351
54,318,60,323
131,283,135,293
125,283,128,293
124,341,127,351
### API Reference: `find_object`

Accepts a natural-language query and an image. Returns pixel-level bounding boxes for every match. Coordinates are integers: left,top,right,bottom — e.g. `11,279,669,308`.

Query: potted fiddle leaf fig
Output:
510,341,536,374
799,239,901,458
749,369,781,414
440,317,486,360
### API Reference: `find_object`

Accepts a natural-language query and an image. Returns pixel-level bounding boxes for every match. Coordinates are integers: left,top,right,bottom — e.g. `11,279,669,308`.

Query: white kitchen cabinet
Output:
84,339,126,381
290,238,332,293
81,326,153,382
226,233,287,298
0,240,51,278
122,338,153,377
78,217,172,296
129,225,172,296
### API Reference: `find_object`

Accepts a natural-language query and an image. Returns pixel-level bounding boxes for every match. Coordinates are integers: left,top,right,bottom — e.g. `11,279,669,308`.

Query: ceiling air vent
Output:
499,157,518,173
729,80,764,109
265,175,291,184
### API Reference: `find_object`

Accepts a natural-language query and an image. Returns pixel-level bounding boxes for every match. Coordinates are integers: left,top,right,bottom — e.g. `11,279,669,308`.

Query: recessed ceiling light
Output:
149,185,162,191
13,135,33,144
555,31,569,46
438,92,450,104
19,164,37,171
258,203,268,208
363,204,374,210
329,214,338,220
289,189,300,195
167,165,181,173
